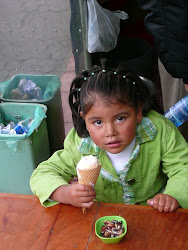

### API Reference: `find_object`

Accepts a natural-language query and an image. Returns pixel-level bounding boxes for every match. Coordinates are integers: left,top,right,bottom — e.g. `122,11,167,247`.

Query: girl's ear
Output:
136,105,143,123
80,111,85,119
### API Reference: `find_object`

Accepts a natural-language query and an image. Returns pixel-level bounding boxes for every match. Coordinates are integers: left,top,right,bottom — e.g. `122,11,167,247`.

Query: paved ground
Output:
0,0,72,82
0,0,75,137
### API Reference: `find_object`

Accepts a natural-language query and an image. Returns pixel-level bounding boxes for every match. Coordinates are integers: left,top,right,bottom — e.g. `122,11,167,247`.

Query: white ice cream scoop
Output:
76,155,98,170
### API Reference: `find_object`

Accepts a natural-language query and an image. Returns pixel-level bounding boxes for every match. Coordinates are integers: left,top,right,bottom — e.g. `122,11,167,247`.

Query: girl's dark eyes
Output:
116,116,126,122
92,117,126,126
94,120,102,126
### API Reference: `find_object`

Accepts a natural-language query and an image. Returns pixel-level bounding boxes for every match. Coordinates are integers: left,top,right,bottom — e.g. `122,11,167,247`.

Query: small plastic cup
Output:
95,215,127,244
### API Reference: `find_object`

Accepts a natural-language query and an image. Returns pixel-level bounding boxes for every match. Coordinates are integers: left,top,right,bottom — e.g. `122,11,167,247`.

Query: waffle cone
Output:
77,163,101,186
77,162,101,214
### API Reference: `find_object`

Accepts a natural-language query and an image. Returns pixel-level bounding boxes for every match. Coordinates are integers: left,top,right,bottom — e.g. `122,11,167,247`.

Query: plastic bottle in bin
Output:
164,94,188,127
13,116,35,134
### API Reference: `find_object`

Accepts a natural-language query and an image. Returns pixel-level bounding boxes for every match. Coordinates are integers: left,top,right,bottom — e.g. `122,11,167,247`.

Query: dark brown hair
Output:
69,59,152,137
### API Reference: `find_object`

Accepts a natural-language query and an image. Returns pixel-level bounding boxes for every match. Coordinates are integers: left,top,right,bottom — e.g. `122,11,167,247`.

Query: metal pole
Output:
79,0,92,69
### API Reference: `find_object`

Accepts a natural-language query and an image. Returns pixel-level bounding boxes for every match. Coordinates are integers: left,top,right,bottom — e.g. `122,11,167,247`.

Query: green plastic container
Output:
0,74,65,154
95,215,127,244
0,103,50,195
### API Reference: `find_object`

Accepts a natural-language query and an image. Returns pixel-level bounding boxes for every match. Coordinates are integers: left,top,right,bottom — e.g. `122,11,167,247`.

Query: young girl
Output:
30,61,188,212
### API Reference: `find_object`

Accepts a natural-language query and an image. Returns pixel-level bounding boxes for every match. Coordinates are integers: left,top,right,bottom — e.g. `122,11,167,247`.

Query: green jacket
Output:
30,110,188,208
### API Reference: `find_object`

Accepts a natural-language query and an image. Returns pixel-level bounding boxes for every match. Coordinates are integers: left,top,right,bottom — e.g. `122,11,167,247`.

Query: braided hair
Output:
69,59,152,137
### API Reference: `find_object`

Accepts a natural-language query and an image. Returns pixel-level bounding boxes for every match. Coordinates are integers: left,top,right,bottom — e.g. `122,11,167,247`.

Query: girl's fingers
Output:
147,199,153,206
158,201,166,212
74,183,94,191
78,189,96,198
163,204,171,212
81,200,94,208
147,194,179,212
148,195,166,212
161,196,177,212
152,196,161,210
69,176,78,184
73,184,96,197
79,197,95,205
169,199,179,212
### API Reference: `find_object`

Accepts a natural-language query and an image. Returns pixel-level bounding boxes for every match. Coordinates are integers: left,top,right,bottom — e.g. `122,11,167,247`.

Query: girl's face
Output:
80,98,143,154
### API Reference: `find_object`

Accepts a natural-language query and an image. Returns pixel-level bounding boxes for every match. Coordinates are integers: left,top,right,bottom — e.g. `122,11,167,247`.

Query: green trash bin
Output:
0,74,65,154
0,102,50,195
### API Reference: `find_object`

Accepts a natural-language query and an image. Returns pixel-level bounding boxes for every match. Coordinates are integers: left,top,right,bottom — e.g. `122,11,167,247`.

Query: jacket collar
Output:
78,116,157,155
136,116,157,144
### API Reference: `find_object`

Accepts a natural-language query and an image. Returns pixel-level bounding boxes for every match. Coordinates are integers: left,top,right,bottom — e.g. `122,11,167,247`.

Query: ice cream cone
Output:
76,156,101,214
77,163,101,186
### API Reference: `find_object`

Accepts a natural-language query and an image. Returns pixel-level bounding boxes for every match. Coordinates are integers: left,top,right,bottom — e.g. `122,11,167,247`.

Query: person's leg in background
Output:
158,58,188,142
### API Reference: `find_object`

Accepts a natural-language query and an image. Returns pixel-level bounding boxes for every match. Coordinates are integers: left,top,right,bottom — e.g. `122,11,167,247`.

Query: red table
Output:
1,193,188,250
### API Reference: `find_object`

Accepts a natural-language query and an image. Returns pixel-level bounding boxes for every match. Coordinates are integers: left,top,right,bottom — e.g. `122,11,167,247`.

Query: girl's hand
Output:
50,183,96,208
147,194,179,212
67,183,96,208
69,176,78,184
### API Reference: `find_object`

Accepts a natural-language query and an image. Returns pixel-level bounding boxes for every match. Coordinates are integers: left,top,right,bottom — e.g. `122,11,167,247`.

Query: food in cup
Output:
100,220,125,238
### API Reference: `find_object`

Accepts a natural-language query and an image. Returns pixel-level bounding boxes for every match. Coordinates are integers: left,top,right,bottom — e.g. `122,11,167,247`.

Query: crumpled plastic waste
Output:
10,78,43,100
10,88,29,100
0,116,34,135
0,105,47,152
